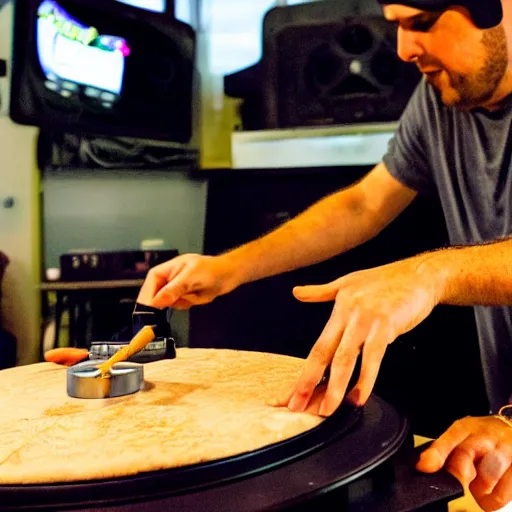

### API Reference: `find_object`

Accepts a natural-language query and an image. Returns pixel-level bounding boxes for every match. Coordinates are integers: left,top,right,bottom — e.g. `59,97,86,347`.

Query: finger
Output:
151,271,200,309
444,444,479,485
268,383,327,415
470,449,511,497
137,259,185,305
267,386,294,408
287,303,347,413
476,464,512,512
346,319,391,407
44,348,89,366
167,294,204,308
167,259,187,282
416,419,472,473
271,373,301,408
293,279,343,303
269,368,321,409
172,296,221,310
168,291,215,310
304,384,329,416
181,293,218,306
168,298,193,310
318,310,365,416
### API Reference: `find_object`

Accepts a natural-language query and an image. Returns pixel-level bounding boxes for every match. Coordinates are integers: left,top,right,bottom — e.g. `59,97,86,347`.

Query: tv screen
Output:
10,0,195,142
37,0,129,103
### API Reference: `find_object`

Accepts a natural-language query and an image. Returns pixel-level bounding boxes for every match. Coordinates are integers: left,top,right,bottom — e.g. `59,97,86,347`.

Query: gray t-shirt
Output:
383,79,512,412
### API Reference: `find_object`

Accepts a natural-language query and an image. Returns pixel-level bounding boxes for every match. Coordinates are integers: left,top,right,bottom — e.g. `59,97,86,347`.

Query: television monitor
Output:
10,0,195,142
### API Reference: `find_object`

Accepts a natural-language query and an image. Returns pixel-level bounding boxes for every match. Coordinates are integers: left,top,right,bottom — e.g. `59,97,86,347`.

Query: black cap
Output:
376,0,503,29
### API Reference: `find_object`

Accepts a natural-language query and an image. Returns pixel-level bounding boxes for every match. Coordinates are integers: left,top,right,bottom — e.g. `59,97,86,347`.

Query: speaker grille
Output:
271,17,421,128
224,4,422,130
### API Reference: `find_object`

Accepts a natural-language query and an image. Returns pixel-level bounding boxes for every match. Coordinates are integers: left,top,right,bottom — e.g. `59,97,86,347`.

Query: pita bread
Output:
0,348,324,484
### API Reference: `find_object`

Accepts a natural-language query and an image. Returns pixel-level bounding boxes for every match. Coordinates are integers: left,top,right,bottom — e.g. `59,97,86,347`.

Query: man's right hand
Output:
137,254,239,310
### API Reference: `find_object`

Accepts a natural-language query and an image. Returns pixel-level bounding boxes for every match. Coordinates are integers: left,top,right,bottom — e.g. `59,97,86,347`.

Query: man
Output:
138,0,512,509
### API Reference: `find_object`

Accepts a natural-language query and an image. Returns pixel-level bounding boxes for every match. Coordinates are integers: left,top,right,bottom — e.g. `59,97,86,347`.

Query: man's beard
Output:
425,25,508,110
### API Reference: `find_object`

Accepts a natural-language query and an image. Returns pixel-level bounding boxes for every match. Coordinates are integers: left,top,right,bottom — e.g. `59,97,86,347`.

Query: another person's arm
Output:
137,163,417,308
417,414,512,512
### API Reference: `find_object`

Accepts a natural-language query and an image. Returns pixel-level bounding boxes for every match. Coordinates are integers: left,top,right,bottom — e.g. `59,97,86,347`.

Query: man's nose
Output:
396,27,423,63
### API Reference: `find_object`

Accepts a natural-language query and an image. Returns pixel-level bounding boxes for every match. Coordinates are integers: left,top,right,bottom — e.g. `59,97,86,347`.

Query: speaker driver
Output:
305,44,346,97
339,24,374,54
371,49,401,87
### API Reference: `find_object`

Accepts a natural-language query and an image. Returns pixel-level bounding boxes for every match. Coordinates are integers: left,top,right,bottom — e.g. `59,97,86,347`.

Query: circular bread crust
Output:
0,348,323,484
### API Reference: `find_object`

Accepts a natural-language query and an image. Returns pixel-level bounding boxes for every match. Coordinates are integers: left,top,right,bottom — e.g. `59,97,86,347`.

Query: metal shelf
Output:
231,122,398,169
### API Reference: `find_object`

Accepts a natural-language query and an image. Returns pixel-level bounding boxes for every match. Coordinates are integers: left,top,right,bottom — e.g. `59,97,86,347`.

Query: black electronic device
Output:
225,0,422,130
10,0,194,142
58,249,178,281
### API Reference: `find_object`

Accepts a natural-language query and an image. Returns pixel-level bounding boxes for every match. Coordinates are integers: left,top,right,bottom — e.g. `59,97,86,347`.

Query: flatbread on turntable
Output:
0,349,324,484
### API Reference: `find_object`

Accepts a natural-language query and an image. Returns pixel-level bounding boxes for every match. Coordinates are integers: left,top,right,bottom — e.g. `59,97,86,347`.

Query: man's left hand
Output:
281,256,442,416
417,416,512,511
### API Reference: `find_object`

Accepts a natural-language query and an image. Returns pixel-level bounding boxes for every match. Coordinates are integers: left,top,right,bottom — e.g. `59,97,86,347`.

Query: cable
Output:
76,135,198,169
114,136,194,151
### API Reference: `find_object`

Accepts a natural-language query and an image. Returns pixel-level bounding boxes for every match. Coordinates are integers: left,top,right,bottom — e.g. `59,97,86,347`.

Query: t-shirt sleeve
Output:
383,80,437,196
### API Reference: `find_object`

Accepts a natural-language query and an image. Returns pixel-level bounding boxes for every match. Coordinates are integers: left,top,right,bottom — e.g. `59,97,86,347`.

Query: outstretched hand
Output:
137,254,238,310
417,416,512,512
276,256,443,417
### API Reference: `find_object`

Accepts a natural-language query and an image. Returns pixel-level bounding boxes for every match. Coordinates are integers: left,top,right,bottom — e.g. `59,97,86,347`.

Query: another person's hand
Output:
137,254,239,309
278,255,443,416
417,416,512,512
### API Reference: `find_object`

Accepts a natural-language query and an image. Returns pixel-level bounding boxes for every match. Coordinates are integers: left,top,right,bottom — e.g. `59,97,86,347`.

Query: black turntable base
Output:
0,395,463,512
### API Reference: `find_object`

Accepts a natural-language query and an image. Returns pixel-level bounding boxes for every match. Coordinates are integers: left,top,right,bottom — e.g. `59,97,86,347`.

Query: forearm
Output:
218,163,418,289
420,237,512,306
221,189,377,285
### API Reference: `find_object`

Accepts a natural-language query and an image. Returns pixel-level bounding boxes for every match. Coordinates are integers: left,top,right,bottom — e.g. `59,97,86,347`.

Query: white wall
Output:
0,2,41,365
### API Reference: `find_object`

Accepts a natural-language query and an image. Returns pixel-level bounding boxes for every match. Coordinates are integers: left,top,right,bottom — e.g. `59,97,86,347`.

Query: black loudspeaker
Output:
225,2,422,130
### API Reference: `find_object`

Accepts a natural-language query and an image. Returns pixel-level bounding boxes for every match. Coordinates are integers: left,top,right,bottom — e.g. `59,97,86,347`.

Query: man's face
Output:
383,5,508,110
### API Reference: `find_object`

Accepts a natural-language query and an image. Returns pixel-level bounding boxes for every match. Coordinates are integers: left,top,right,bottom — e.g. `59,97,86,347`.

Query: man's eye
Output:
409,14,442,32
410,19,437,32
